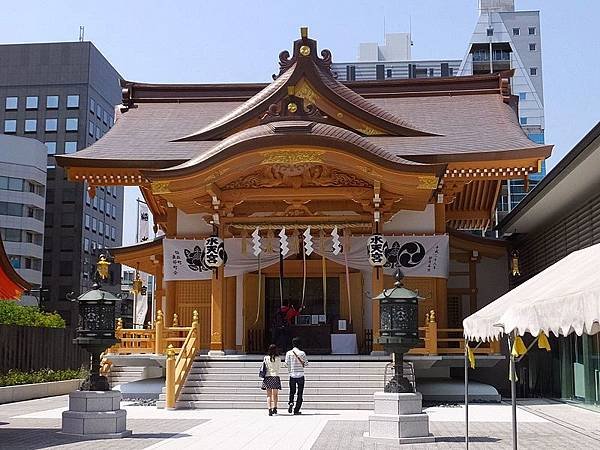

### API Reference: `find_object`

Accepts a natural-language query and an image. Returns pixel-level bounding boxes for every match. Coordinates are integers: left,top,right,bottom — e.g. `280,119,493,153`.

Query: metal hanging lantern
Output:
74,257,120,391
372,268,423,393
203,236,227,269
130,271,143,295
367,234,388,267
511,250,521,277
96,254,111,280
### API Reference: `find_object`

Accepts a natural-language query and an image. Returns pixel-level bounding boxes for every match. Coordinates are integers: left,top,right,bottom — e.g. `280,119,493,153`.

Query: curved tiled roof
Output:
142,121,442,180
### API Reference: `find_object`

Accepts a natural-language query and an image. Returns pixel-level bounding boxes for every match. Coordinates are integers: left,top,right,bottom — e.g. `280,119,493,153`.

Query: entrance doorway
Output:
265,277,340,354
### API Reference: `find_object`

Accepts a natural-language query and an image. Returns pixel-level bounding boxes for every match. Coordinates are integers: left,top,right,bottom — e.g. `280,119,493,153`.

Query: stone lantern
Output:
373,268,422,393
364,268,435,445
62,254,131,438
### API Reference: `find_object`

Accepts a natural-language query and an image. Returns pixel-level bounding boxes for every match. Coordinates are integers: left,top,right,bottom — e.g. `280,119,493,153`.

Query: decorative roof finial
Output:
300,27,308,39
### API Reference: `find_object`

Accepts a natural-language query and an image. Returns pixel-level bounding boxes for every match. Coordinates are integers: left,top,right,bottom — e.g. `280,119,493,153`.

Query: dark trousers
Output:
288,376,305,412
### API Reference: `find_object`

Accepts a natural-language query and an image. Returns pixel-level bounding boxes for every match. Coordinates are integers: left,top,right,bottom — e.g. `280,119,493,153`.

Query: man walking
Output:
285,337,308,415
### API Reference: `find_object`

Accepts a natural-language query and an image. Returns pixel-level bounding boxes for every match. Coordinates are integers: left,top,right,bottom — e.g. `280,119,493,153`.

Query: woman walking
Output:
261,344,282,416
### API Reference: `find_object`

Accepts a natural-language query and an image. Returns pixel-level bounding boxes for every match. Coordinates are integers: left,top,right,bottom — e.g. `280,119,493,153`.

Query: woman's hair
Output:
268,344,278,361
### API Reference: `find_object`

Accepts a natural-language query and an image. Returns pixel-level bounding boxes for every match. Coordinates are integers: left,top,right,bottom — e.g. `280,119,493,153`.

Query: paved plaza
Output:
0,396,599,449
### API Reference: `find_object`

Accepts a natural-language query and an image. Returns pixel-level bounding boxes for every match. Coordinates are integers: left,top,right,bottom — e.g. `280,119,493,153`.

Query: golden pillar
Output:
209,266,226,354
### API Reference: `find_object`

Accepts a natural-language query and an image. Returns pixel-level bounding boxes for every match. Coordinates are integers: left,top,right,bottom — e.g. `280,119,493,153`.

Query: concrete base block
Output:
373,392,423,415
363,432,436,445
365,391,435,444
208,350,226,357
61,391,131,439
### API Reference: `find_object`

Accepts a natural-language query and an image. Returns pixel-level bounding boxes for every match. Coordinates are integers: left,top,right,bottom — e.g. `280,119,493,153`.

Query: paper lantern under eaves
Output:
367,234,388,267
203,236,227,269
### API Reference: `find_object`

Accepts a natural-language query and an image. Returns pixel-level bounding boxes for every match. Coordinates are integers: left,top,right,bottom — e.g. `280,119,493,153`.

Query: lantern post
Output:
62,254,131,438
364,268,435,445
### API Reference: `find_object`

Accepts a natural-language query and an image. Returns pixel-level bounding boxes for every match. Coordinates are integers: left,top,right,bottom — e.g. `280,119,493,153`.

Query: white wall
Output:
176,210,213,236
385,204,435,234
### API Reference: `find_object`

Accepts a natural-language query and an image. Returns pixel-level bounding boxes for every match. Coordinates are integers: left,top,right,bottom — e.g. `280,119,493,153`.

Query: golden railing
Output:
109,310,196,356
408,310,501,356
165,310,201,408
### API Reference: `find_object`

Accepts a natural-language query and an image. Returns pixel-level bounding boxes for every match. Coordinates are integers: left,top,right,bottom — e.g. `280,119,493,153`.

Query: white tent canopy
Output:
463,243,600,342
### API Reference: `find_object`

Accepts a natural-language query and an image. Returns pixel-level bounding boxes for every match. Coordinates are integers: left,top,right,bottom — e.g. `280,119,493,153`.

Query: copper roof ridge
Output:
141,121,445,181
166,30,437,142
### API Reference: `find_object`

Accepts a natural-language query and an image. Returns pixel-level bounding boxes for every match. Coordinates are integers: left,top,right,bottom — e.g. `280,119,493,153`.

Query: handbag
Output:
259,359,267,379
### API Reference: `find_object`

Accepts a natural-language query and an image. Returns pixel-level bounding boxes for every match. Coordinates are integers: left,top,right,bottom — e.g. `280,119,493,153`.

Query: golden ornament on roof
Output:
299,45,311,56
287,102,298,113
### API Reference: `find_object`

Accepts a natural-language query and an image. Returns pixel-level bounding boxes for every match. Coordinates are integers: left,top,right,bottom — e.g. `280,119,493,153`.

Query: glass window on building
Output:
103,110,109,125
112,204,117,218
520,117,528,125
24,119,37,133
1,228,22,242
46,95,59,109
85,214,91,229
89,97,95,112
92,217,97,232
486,27,493,36
99,198,104,213
513,27,520,36
4,119,17,133
528,27,536,35
96,104,103,118
530,67,538,76
96,126,101,139
64,141,78,154
66,118,78,131
5,97,18,110
45,142,56,155
45,118,58,132
529,43,536,51
66,95,80,108
84,238,90,253
88,120,94,136
26,96,38,110
8,177,23,191
519,92,527,101
9,255,20,269
111,226,116,240
92,196,98,209
98,221,104,236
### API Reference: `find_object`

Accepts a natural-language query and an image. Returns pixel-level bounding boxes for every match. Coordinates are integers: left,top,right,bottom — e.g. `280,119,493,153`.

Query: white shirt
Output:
285,347,308,378
263,356,281,377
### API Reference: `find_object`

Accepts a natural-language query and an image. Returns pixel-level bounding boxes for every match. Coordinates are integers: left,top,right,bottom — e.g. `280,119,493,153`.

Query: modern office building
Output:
331,33,461,82
0,42,124,324
332,1,545,229
458,0,545,219
0,134,46,305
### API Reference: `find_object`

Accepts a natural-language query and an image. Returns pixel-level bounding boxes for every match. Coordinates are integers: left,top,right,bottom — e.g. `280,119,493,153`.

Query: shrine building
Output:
56,29,551,363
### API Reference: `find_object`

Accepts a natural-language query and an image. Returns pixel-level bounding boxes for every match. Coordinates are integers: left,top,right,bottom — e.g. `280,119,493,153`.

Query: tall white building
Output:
458,0,545,215
0,134,46,303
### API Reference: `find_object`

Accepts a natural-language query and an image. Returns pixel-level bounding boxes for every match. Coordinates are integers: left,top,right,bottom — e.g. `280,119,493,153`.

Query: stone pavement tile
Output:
0,417,207,450
0,395,69,420
311,420,600,449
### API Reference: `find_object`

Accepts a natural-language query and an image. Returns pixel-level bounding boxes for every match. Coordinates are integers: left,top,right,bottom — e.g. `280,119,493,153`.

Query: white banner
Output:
163,238,293,281
138,202,150,242
163,235,449,281
134,272,149,327
315,235,449,279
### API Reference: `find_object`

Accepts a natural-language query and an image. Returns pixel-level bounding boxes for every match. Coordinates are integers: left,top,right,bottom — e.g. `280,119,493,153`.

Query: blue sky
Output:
1,0,599,244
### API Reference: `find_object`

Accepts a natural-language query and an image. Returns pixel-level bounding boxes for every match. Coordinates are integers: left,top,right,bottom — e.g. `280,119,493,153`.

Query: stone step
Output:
167,393,374,402
182,379,384,388
189,367,384,375
156,400,374,410
109,367,147,373
192,361,389,368
179,386,381,395
186,373,383,381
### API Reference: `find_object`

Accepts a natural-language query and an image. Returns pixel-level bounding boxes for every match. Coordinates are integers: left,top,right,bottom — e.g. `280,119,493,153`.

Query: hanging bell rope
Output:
342,229,352,325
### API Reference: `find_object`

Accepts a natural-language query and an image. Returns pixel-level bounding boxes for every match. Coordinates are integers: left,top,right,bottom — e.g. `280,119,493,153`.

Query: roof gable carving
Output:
175,28,435,141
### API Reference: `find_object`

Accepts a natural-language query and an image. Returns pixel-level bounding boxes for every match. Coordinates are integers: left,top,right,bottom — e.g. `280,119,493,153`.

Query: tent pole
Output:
509,333,518,450
464,340,469,449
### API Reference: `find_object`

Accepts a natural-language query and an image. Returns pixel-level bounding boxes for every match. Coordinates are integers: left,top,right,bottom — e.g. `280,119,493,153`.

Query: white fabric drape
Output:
463,243,600,341
163,238,294,281
314,235,449,279
163,234,448,281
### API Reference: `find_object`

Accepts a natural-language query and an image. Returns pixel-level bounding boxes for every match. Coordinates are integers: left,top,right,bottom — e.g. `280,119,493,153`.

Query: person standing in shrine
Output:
285,337,308,415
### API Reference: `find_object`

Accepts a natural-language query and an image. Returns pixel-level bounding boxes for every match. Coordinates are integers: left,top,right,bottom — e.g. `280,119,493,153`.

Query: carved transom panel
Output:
221,164,372,190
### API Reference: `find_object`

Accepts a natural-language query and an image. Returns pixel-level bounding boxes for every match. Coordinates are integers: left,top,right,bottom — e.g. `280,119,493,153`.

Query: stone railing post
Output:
192,310,200,340
165,344,176,409
172,313,179,327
